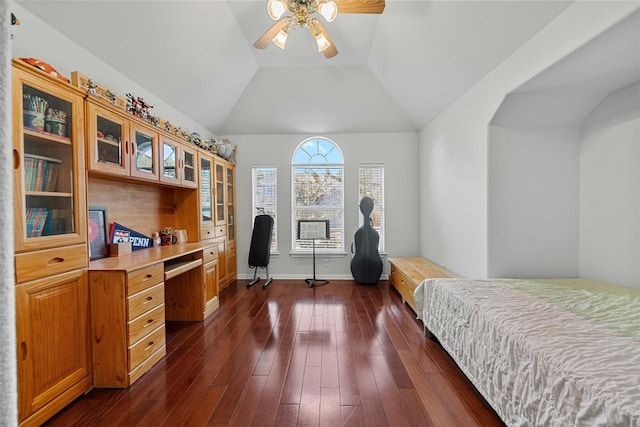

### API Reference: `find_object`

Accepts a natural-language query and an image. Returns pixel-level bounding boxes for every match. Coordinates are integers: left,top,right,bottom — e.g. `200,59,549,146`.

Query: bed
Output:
414,277,640,426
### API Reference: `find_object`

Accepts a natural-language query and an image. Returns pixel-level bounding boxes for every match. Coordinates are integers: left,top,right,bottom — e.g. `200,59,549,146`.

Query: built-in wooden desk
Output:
89,242,218,388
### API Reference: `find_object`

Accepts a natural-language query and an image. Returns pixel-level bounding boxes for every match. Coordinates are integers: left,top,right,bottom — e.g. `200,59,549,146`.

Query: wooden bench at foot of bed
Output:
388,257,454,312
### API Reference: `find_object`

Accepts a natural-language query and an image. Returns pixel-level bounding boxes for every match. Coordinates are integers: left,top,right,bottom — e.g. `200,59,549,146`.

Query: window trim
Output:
291,137,345,254
358,163,385,253
251,166,278,254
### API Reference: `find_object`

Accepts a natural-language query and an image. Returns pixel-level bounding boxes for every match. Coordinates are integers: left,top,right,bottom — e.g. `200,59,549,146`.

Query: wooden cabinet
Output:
85,101,129,176
199,153,215,240
86,99,161,183
213,159,236,289
214,236,227,290
200,156,236,289
160,135,197,188
129,121,160,181
226,164,235,242
12,60,87,253
89,263,166,388
203,245,219,319
15,269,92,426
12,60,91,426
214,161,226,226
87,99,200,188
388,257,454,311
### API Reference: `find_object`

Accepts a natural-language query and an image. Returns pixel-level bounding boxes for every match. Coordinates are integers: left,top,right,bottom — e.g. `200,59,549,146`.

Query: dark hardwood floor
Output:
44,279,504,427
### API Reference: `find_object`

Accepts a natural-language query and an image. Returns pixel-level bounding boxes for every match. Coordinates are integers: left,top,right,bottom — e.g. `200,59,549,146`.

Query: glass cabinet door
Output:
161,137,198,188
199,155,213,227
160,137,179,185
215,162,226,225
226,166,235,242
182,146,197,189
130,123,159,181
86,101,129,176
13,66,87,251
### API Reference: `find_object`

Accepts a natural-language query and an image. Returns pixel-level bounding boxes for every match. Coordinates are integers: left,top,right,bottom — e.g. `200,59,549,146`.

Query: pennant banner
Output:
109,222,153,251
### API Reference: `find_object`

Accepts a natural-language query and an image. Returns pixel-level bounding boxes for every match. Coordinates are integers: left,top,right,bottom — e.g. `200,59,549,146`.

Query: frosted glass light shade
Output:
314,32,331,52
318,1,337,22
267,0,286,20
272,27,289,49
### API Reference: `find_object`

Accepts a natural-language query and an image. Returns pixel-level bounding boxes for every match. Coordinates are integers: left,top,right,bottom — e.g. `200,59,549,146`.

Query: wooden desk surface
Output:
89,241,215,272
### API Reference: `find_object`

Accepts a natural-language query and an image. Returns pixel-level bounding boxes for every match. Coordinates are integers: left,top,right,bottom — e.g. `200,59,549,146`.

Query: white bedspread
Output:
414,278,640,427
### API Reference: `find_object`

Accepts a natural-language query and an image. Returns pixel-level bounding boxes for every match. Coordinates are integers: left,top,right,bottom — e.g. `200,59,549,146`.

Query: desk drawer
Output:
128,325,165,371
128,303,165,346
127,282,164,320
203,245,218,264
15,244,87,283
127,263,163,295
200,226,215,241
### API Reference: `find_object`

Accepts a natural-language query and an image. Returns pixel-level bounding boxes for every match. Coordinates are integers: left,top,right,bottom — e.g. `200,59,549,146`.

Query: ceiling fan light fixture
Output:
318,1,338,22
267,0,286,20
272,26,289,49
314,31,331,52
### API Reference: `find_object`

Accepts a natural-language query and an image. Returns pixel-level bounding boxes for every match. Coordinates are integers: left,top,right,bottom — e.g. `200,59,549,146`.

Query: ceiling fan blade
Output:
313,20,339,58
334,0,385,14
323,43,338,59
253,19,289,49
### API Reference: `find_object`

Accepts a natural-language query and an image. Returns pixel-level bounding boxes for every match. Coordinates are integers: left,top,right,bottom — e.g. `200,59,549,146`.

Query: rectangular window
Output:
252,167,277,252
292,166,344,252
358,165,385,252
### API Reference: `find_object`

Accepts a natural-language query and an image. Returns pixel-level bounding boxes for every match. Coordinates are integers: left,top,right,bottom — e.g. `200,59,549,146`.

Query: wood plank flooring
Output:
44,280,504,427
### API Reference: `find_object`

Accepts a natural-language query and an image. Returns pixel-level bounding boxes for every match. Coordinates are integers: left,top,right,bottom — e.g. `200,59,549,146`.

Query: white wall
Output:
227,132,419,280
10,3,214,140
419,1,640,278
488,126,580,278
580,82,640,288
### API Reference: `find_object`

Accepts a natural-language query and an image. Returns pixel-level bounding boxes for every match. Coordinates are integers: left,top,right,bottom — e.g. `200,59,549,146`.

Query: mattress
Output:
414,278,640,427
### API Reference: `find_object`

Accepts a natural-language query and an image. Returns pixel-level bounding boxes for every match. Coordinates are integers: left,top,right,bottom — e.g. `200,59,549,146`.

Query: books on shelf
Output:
24,154,61,192
26,207,48,238
26,207,69,237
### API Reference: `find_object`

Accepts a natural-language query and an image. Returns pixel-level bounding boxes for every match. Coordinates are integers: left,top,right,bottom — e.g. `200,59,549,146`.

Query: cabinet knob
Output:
47,257,64,265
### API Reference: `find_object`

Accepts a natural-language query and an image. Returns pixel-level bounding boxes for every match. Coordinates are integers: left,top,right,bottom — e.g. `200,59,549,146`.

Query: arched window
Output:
292,137,344,252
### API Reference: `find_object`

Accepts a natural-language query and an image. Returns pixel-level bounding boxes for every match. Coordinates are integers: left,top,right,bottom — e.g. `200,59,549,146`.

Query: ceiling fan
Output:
253,0,385,59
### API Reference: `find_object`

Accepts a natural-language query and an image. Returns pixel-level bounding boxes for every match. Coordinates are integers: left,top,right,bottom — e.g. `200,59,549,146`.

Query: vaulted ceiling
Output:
16,1,575,135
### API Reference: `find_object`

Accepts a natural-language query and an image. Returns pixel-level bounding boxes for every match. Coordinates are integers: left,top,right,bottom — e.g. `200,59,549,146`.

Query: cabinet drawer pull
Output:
47,257,64,264
13,149,19,170
144,274,153,280
146,341,155,350
20,342,27,360
145,296,153,302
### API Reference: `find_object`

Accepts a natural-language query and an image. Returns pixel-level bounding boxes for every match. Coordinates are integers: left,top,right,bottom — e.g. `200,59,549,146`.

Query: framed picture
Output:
88,206,108,260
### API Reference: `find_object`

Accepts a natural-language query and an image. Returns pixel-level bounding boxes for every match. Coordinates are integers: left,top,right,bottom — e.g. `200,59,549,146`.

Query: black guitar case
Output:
248,214,274,288
350,197,383,284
